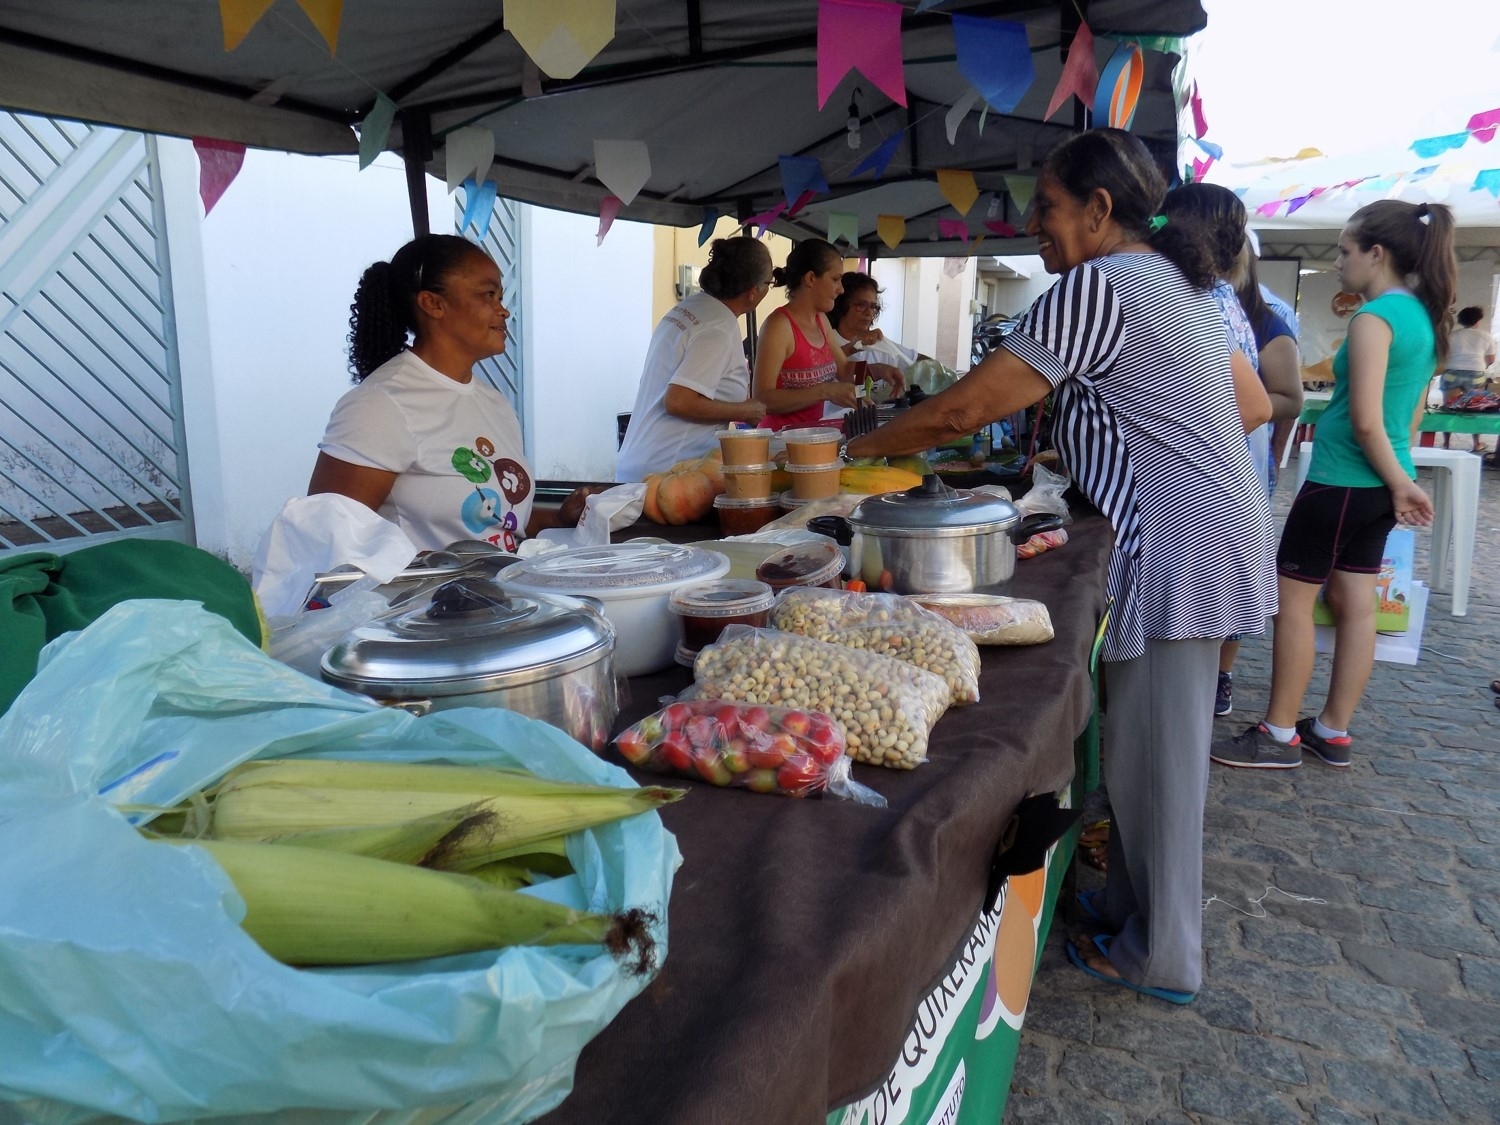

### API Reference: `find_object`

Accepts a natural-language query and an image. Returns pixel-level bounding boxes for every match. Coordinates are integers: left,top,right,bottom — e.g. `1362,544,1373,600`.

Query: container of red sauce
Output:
668,579,776,652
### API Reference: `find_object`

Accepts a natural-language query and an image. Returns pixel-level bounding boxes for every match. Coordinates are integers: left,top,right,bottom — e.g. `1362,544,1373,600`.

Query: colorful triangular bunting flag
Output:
1045,22,1097,121
357,94,398,171
817,0,906,110
877,214,905,249
596,194,623,245
937,169,979,216
953,16,1034,114
507,0,617,80
193,137,246,216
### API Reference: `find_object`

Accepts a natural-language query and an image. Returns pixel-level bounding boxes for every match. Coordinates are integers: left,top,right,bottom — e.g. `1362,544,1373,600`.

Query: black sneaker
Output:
1296,717,1352,768
1210,723,1302,769
1214,672,1233,717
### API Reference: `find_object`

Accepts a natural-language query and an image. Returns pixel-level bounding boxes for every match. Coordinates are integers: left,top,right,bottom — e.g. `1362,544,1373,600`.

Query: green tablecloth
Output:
1297,400,1500,434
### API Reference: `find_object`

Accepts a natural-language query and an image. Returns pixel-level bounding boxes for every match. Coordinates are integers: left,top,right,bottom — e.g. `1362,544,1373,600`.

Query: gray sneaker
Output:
1210,723,1302,769
1296,717,1352,767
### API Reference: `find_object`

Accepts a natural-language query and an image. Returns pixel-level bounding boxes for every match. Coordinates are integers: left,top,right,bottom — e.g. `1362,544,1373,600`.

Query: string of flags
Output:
1230,104,1500,217
201,0,1169,249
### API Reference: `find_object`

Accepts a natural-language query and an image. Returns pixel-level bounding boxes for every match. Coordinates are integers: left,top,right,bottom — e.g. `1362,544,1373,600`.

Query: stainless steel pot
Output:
320,576,617,750
812,475,1064,594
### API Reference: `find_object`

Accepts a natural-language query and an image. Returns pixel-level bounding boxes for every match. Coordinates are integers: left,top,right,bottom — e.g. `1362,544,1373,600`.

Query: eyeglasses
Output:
849,299,882,314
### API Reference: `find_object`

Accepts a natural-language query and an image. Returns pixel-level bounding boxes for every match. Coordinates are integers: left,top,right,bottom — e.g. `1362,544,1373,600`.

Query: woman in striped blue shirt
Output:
844,129,1276,1003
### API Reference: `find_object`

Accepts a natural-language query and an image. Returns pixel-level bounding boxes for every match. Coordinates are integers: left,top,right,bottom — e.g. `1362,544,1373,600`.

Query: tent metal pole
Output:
402,110,433,238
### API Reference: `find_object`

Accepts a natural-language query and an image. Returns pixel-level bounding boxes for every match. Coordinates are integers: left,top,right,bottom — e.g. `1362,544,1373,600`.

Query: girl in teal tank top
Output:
1213,200,1456,770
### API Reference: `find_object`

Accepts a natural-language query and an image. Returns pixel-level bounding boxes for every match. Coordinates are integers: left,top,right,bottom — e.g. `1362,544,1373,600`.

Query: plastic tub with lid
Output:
669,578,775,651
717,427,773,465
721,462,776,500
714,493,782,535
501,541,730,676
755,541,844,593
780,426,843,465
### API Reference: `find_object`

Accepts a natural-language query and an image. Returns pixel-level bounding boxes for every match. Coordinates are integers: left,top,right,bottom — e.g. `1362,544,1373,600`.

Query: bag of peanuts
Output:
613,698,886,805
692,625,950,770
768,586,982,704
909,594,1054,645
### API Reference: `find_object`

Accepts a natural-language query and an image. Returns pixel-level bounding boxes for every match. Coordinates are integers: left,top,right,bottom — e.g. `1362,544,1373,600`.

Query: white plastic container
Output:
501,542,730,677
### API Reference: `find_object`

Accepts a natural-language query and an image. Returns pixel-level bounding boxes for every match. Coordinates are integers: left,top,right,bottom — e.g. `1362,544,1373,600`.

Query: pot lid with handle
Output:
848,474,1020,537
320,575,614,697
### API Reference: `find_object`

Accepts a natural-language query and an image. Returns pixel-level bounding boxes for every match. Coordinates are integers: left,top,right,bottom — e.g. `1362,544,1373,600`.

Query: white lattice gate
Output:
0,111,190,553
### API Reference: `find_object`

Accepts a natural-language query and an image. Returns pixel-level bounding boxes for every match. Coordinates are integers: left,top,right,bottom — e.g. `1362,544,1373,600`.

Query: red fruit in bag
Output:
745,768,780,793
657,733,693,773
721,744,752,775
661,702,694,731
694,754,734,787
740,706,772,733
777,752,822,795
615,729,652,766
780,710,811,737
685,715,719,751
713,704,742,739
746,731,795,769
805,722,843,765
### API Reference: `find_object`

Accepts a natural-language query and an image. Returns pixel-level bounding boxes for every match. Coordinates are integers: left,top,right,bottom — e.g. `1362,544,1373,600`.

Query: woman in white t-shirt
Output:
309,235,594,553
828,272,925,386
1442,306,1496,452
615,237,771,480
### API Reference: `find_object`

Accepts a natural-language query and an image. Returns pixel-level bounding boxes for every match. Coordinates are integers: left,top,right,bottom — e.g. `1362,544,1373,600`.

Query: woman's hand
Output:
1391,479,1434,527
856,327,885,348
825,381,859,409
558,484,614,526
870,362,905,397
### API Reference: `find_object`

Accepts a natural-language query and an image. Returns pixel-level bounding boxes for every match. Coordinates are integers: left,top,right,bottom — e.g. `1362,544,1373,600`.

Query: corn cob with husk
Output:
182,838,653,970
203,759,683,872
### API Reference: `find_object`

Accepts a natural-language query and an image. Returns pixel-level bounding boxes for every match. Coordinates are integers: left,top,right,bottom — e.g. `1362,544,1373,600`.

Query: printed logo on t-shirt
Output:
453,439,531,552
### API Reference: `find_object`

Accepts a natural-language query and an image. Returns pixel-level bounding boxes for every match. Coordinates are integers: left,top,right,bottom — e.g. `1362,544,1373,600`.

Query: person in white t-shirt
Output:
1442,306,1497,452
310,235,596,553
615,237,771,480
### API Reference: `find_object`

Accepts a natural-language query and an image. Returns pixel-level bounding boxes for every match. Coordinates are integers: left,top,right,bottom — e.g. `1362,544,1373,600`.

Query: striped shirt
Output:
1002,252,1276,662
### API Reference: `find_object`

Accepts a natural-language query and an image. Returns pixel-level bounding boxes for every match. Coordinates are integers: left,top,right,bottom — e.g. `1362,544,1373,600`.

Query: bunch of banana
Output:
147,758,681,969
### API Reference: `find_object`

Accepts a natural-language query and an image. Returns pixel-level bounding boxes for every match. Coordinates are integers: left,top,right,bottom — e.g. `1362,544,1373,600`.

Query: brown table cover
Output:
535,511,1113,1125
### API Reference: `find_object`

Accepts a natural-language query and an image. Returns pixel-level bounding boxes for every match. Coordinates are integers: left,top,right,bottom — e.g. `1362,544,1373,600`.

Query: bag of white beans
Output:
768,587,982,704
692,625,950,770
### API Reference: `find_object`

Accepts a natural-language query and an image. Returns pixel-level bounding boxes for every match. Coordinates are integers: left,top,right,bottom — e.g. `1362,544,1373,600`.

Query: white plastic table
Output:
1295,442,1478,616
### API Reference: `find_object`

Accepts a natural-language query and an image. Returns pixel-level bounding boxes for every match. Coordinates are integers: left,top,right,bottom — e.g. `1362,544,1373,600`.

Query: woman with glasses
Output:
616,237,770,480
830,272,926,387
309,234,596,553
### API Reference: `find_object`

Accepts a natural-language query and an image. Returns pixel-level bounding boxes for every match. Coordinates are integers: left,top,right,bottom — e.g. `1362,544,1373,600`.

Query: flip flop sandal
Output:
1065,933,1196,1005
1490,680,1500,695
1076,889,1113,930
1077,819,1110,872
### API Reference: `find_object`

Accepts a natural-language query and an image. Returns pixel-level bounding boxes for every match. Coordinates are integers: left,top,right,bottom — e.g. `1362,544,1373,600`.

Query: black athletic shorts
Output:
1277,481,1396,584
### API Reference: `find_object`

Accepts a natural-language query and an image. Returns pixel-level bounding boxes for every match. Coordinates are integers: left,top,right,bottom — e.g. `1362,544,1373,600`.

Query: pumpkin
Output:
642,454,727,524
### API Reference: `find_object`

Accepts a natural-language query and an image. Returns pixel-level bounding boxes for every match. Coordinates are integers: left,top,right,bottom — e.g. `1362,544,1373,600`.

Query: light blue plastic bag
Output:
0,600,680,1125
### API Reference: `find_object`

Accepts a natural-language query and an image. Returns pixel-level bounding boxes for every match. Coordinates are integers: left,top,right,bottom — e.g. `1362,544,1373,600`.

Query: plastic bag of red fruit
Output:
612,699,887,806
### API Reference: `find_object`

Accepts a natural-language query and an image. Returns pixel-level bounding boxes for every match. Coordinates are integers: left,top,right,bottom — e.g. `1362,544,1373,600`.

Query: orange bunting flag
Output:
936,169,979,216
220,0,342,53
1044,22,1098,121
220,0,275,51
877,214,906,250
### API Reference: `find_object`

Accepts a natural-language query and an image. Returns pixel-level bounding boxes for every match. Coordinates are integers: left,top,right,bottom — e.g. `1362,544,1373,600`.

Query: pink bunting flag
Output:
193,137,246,216
786,189,817,218
1191,156,1213,182
1254,200,1282,217
984,220,1017,237
1189,80,1208,139
1044,22,1098,122
596,195,623,245
937,218,969,241
817,0,907,110
1469,107,1500,144
747,202,788,237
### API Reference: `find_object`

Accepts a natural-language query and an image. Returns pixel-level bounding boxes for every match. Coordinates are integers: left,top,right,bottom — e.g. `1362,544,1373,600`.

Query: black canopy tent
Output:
0,0,1207,257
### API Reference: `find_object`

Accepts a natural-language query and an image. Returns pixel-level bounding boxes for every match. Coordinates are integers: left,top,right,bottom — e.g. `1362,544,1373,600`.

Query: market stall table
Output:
533,510,1113,1125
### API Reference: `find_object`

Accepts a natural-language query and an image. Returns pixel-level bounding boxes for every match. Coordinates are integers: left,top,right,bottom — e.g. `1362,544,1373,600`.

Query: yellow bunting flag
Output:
506,0,617,80
295,0,343,55
877,214,906,250
220,0,275,51
937,169,979,216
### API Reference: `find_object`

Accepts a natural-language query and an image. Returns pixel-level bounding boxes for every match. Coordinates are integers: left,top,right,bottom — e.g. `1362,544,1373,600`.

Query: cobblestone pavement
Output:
1007,452,1500,1124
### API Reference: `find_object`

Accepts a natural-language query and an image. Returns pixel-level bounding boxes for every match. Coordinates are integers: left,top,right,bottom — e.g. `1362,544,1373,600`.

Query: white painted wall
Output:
161,140,448,566
521,207,654,482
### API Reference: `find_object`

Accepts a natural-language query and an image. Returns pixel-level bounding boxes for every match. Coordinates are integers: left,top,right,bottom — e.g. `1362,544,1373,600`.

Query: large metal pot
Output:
320,576,617,750
812,475,1064,594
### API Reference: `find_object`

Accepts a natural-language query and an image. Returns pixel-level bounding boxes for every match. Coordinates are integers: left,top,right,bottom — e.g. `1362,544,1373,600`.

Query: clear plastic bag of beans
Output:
691,626,950,770
768,586,982,704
